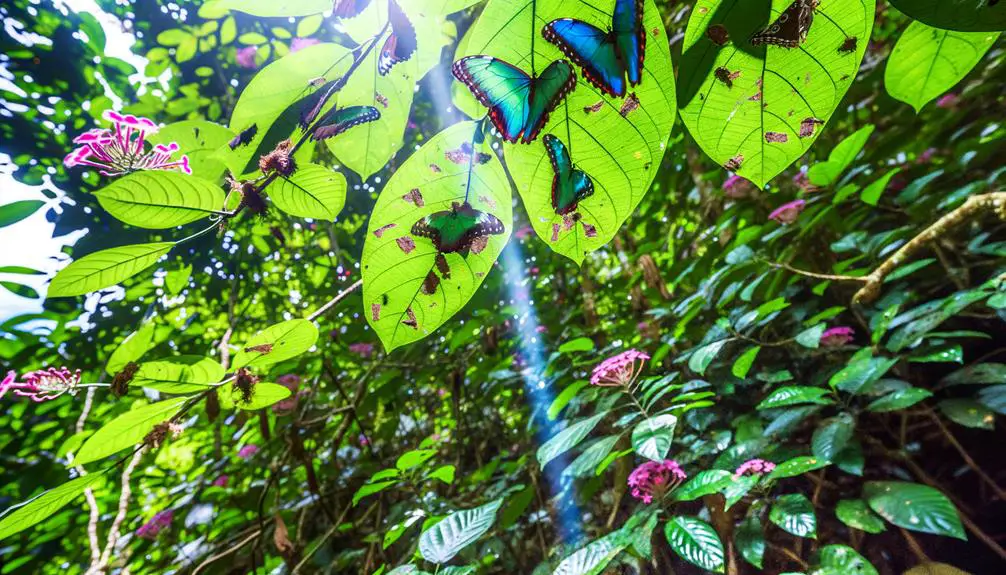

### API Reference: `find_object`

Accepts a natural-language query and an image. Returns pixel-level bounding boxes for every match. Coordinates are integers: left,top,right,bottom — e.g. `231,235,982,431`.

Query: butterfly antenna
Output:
529,0,537,76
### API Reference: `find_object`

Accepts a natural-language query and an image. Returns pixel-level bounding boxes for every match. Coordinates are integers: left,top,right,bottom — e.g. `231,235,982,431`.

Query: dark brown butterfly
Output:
311,106,381,141
229,124,257,150
750,0,819,48
378,0,417,76
333,0,370,18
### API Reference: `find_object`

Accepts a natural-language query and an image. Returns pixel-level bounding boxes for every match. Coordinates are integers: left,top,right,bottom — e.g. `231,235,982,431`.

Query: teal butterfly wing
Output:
411,202,505,254
523,60,577,144
612,0,645,86
311,106,381,141
544,134,594,215
543,19,624,97
452,56,531,143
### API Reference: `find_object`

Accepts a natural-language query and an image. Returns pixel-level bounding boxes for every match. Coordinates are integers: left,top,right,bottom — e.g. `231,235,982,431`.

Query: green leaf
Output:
979,385,1006,415
735,513,765,569
757,386,833,410
811,413,854,462
563,436,620,479
770,493,816,539
835,499,886,534
94,171,225,229
828,356,898,395
795,324,825,349
552,531,627,575
664,516,725,573
679,0,874,187
500,486,535,530
427,465,456,485
689,340,729,376
297,14,324,37
106,323,157,375
811,544,878,575
0,265,44,275
631,414,677,461
939,399,995,429
732,345,760,378
271,164,347,220
888,0,1006,33
886,22,999,112
148,121,235,181
723,474,760,509
0,200,44,228
464,0,676,263
558,337,595,354
396,449,437,472
674,469,734,502
419,498,502,564
537,411,609,468
49,242,174,298
942,363,1006,385
75,398,187,465
224,382,292,410
0,281,39,299
860,168,901,206
232,319,319,369
807,125,875,187
0,473,106,541
353,480,399,506
767,456,829,481
548,380,588,421
867,388,933,412
863,481,966,540
212,0,330,17
361,121,512,352
164,264,192,295
134,356,225,393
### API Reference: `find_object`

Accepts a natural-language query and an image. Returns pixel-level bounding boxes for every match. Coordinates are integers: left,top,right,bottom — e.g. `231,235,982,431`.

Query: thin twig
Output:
73,387,102,570
927,409,1006,500
90,450,144,574
768,260,868,283
192,529,261,575
306,278,363,322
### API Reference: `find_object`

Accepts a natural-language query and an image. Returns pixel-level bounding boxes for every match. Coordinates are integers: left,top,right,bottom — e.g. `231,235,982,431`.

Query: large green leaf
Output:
49,242,174,298
148,120,235,181
271,164,347,220
361,121,512,351
942,362,1006,385
678,0,874,187
888,0,1006,32
222,381,292,410
939,398,995,429
769,493,817,539
0,473,106,541
867,387,933,412
665,516,726,573
75,398,187,465
232,319,319,369
134,356,225,393
674,469,734,502
735,513,765,569
828,356,898,395
563,436,620,479
863,481,966,540
93,171,225,229
461,0,677,264
885,22,999,112
210,0,330,18
835,499,886,534
418,499,503,564
807,124,874,187
767,455,830,480
552,531,626,575
757,386,833,409
0,200,44,228
688,340,729,376
105,322,157,375
811,545,878,575
538,411,609,468
811,413,854,461
631,414,677,461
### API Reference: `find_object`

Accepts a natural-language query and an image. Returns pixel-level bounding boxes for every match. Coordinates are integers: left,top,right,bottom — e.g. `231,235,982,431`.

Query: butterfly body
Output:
750,0,819,48
311,106,381,141
453,56,576,144
543,134,594,215
542,0,645,98
412,201,505,255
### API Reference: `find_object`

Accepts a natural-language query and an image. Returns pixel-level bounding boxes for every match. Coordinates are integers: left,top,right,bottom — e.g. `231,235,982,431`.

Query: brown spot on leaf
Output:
477,195,497,210
435,253,451,279
724,154,743,171
245,343,274,354
375,92,389,108
714,67,740,88
619,92,640,117
429,163,441,173
582,222,597,238
584,100,604,114
402,307,418,329
563,212,581,231
765,131,788,143
706,24,729,46
371,303,381,321
422,271,440,295
403,188,424,206
445,142,491,165
748,91,762,101
799,117,824,138
838,37,857,54
373,223,396,238
396,236,415,254
470,235,488,254
551,223,560,242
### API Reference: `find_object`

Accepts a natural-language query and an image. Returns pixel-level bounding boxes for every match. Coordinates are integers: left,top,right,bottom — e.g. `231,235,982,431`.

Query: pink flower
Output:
236,46,258,69
722,174,751,198
63,110,190,177
358,434,370,447
290,37,320,53
211,475,229,487
238,444,259,459
590,349,650,387
819,326,855,348
734,458,776,477
272,375,301,415
936,93,959,108
628,460,686,504
349,342,374,358
768,199,806,224
136,510,173,540
515,225,534,239
0,367,82,402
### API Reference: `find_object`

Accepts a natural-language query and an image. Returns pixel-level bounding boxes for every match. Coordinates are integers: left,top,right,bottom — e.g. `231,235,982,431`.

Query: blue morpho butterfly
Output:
412,201,505,255
452,56,576,144
543,134,594,215
378,0,416,76
310,106,381,141
542,0,645,98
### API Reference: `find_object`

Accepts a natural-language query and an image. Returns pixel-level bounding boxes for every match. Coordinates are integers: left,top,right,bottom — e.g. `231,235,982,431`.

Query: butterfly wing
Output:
523,60,577,144
378,0,417,76
312,106,381,141
612,0,645,86
333,0,370,18
751,0,813,48
543,18,625,97
544,134,594,215
453,56,531,143
412,204,504,254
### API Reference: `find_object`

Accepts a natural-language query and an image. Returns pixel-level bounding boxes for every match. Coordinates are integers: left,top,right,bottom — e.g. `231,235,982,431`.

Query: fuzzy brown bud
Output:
144,421,181,449
206,390,220,422
111,361,139,397
233,367,259,404
259,139,296,177
239,182,268,216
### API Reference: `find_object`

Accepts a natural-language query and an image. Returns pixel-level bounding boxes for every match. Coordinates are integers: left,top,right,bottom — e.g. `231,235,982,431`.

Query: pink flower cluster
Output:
136,510,173,540
64,110,190,176
238,444,259,459
211,475,229,487
349,342,374,358
272,374,301,416
628,460,686,504
590,349,650,387
819,326,855,348
734,458,776,477
769,199,806,224
236,46,258,69
1,367,81,402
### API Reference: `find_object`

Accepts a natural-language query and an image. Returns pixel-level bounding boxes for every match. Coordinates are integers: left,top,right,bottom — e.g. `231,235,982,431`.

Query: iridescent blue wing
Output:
612,0,645,86
543,18,625,97
523,60,577,144
378,0,417,76
544,134,594,215
452,56,531,143
311,106,381,141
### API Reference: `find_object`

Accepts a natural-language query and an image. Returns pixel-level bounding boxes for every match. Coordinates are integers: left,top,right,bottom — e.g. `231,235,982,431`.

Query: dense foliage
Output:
1,0,1005,574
